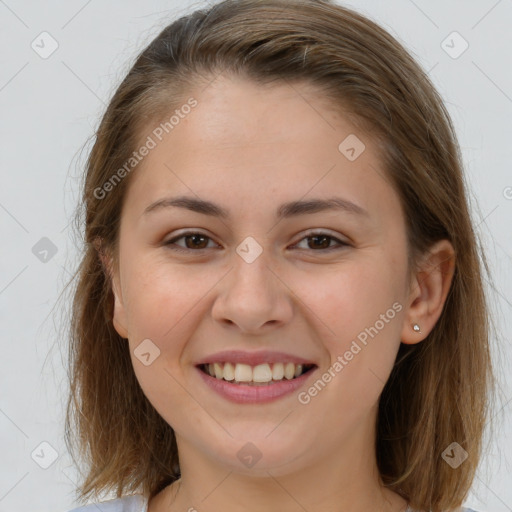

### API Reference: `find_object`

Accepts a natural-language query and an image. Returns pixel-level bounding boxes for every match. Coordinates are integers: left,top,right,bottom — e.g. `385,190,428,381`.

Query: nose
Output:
211,246,294,334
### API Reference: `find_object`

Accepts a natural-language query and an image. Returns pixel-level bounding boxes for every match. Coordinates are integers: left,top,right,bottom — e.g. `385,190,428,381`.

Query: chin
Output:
197,433,313,476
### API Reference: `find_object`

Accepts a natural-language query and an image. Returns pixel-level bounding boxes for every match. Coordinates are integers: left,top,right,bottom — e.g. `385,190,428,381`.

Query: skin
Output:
103,72,455,512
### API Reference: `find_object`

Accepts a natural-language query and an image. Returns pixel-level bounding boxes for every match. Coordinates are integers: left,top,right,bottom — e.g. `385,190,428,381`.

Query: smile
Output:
196,362,318,404
199,362,315,384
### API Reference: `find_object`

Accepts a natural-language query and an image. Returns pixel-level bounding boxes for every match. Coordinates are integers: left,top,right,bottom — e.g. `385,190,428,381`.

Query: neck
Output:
149,426,409,512
172,465,406,512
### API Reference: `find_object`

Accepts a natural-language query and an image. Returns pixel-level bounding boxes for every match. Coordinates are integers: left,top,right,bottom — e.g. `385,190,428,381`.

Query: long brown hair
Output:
62,1,495,510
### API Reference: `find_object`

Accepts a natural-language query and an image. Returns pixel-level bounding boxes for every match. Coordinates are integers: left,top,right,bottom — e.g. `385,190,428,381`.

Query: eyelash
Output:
163,230,350,253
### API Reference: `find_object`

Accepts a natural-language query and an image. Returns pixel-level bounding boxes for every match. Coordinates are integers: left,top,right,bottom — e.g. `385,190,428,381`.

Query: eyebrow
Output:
142,195,369,220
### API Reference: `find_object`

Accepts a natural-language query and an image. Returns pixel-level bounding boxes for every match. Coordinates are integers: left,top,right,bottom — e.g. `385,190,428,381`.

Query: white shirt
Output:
67,494,148,512
66,494,479,512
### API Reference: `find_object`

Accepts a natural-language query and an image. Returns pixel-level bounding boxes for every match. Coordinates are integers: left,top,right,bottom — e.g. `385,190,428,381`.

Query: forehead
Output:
123,73,397,224
175,74,356,153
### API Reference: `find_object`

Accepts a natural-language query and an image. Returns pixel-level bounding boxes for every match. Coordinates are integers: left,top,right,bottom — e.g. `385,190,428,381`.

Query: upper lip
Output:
195,350,317,367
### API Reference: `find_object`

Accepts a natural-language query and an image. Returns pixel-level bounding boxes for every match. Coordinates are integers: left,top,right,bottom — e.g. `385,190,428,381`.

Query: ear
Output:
400,239,455,345
94,237,129,339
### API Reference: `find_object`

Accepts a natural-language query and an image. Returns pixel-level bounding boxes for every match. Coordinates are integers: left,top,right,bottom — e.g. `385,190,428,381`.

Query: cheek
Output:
303,254,406,344
300,252,406,404
122,257,206,338
123,263,204,423
122,257,226,384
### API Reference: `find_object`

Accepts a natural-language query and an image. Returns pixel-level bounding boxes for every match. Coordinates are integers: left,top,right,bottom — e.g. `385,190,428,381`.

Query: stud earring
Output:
413,323,421,333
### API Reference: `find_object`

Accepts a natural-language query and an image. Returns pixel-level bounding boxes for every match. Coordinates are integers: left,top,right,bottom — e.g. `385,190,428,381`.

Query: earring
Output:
413,323,421,333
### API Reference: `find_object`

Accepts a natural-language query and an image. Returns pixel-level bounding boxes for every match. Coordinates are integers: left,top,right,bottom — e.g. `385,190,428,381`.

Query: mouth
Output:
197,361,317,386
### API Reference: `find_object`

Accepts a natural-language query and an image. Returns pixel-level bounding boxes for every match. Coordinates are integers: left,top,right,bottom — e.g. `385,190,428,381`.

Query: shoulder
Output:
66,494,148,512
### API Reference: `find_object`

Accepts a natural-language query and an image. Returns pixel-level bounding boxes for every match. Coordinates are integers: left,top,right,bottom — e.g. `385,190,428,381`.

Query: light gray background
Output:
0,1,511,511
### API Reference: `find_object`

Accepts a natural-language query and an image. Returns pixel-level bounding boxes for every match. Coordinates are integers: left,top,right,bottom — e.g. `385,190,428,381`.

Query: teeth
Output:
284,362,295,380
272,362,284,380
234,363,252,382
203,362,311,383
253,363,272,383
223,362,235,381
213,362,223,379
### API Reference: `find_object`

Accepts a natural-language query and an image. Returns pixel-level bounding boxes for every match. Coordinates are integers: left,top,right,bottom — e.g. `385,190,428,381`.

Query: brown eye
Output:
165,232,216,252
164,230,349,254
307,234,332,250
183,234,209,249
293,232,349,252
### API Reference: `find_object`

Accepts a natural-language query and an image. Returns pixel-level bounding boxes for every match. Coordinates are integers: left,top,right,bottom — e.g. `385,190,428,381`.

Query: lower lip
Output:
196,366,316,404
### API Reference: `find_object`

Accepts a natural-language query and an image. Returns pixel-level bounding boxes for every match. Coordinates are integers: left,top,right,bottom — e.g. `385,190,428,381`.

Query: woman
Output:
63,0,493,511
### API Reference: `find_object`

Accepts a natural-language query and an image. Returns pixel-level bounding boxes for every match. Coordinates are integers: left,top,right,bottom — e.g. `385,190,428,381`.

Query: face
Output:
109,73,412,476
